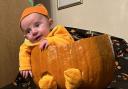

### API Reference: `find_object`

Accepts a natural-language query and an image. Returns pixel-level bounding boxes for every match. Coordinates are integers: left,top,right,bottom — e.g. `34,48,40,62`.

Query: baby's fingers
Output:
28,70,32,77
39,42,48,50
23,71,29,78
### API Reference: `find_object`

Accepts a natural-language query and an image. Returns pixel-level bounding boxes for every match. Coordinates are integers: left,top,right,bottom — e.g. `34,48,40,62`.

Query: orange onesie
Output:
19,25,74,71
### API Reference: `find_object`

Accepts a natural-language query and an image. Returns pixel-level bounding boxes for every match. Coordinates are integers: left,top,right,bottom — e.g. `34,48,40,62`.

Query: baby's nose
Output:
32,30,38,36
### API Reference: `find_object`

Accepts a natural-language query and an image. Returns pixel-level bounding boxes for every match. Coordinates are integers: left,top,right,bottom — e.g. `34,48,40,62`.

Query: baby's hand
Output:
39,39,48,50
20,70,32,78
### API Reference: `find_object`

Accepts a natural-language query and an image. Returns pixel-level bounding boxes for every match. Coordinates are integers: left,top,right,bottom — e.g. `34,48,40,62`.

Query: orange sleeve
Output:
19,41,32,71
45,25,74,47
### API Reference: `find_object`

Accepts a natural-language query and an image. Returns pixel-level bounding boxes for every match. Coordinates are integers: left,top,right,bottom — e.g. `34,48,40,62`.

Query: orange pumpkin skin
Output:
31,35,115,89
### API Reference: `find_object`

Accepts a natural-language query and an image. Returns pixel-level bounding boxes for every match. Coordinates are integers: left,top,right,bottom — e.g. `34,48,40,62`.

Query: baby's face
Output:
21,13,52,43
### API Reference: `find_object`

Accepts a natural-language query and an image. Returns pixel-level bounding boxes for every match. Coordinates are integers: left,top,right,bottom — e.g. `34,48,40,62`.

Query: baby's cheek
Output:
43,30,49,36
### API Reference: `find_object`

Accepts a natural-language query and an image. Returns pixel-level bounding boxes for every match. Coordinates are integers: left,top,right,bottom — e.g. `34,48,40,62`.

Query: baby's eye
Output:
35,22,40,27
25,28,31,34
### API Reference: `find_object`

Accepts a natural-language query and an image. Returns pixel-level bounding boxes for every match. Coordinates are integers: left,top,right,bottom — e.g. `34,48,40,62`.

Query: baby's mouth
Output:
34,35,42,41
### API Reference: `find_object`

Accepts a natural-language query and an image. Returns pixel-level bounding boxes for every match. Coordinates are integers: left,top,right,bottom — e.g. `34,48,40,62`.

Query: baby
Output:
19,4,81,89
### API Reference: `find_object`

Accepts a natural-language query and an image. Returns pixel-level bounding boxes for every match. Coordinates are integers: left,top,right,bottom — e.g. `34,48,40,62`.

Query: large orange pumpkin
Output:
31,34,115,89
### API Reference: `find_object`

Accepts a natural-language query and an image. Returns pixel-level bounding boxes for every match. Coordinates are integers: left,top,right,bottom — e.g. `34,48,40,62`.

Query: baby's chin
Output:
32,39,41,43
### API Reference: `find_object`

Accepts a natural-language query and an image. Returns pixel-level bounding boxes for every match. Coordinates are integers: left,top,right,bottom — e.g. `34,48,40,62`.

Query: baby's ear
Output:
49,18,53,26
24,35,27,39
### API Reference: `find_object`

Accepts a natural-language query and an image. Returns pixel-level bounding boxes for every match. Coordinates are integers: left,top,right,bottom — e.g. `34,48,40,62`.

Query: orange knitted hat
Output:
20,4,48,22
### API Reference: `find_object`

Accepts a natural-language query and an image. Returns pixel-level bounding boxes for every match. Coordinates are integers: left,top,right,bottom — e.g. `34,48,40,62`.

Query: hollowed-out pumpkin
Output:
31,34,115,89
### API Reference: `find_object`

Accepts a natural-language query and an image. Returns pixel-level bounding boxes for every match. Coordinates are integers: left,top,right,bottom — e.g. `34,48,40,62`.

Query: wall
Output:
0,0,29,87
50,0,128,41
